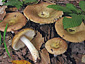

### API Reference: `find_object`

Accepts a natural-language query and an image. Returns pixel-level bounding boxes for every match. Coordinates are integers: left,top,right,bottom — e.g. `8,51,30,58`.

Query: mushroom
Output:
55,17,85,43
45,38,68,55
0,12,27,32
12,28,40,62
23,2,63,24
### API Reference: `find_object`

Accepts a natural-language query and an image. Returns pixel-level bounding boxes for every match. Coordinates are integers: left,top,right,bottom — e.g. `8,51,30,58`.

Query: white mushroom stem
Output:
20,36,40,62
54,55,57,57
11,31,15,33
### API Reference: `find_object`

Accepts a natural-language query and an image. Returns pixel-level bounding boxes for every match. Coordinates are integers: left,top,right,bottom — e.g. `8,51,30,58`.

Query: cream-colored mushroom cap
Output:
23,2,63,24
12,28,35,50
0,12,27,32
45,38,68,55
55,17,85,43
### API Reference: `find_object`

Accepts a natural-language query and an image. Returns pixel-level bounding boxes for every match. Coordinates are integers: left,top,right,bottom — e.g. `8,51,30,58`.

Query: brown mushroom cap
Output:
0,12,27,32
12,28,35,50
55,17,85,43
45,38,68,55
23,2,63,24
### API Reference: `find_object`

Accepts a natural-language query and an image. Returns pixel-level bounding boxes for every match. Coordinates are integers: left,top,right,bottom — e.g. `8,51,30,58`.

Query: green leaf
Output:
3,23,11,58
0,21,2,22
47,5,72,13
2,0,6,2
0,32,2,45
4,0,23,9
79,1,85,11
63,14,82,29
23,0,38,4
80,15,85,21
66,3,81,13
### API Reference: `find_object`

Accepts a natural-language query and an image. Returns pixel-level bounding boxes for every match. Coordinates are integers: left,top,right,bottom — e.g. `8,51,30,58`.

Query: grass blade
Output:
0,32,2,45
3,23,11,58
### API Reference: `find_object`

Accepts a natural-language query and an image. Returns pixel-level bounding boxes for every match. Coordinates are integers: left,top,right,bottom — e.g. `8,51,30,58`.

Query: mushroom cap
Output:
45,38,68,55
12,28,35,50
0,12,27,32
55,17,85,43
23,2,63,24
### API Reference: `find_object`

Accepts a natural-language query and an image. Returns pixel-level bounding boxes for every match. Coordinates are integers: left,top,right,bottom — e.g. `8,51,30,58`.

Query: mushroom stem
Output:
54,55,57,57
11,31,15,33
20,36,40,62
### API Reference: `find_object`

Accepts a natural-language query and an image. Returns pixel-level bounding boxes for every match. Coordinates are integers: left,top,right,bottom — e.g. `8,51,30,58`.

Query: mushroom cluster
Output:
0,1,85,64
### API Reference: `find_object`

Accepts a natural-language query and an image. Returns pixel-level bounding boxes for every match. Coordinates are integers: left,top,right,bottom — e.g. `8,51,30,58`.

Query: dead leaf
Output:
6,7,18,11
31,31,44,50
12,60,31,64
81,55,85,63
38,48,50,64
0,6,7,21
71,54,84,64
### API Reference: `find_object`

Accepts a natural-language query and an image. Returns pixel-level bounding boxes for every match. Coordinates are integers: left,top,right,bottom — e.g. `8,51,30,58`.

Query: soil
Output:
0,0,85,64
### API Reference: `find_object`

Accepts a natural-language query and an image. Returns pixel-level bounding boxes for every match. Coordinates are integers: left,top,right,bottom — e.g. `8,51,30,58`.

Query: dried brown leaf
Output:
81,55,85,63
71,54,84,64
31,31,44,50
6,7,18,11
0,6,7,21
38,48,50,64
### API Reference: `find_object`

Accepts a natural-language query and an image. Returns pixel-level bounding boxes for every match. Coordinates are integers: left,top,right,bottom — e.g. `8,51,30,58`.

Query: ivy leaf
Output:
47,5,72,13
23,0,38,4
0,32,1,45
79,1,85,11
4,0,23,9
3,23,11,58
63,14,82,29
66,3,81,13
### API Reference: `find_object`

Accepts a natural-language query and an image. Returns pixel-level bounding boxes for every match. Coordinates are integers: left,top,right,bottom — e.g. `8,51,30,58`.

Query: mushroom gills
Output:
24,30,35,41
20,36,40,62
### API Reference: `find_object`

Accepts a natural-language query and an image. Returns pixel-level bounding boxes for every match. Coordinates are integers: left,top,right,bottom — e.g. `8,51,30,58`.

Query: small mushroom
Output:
23,2,63,24
45,38,68,55
0,12,27,32
55,17,85,43
12,28,40,62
